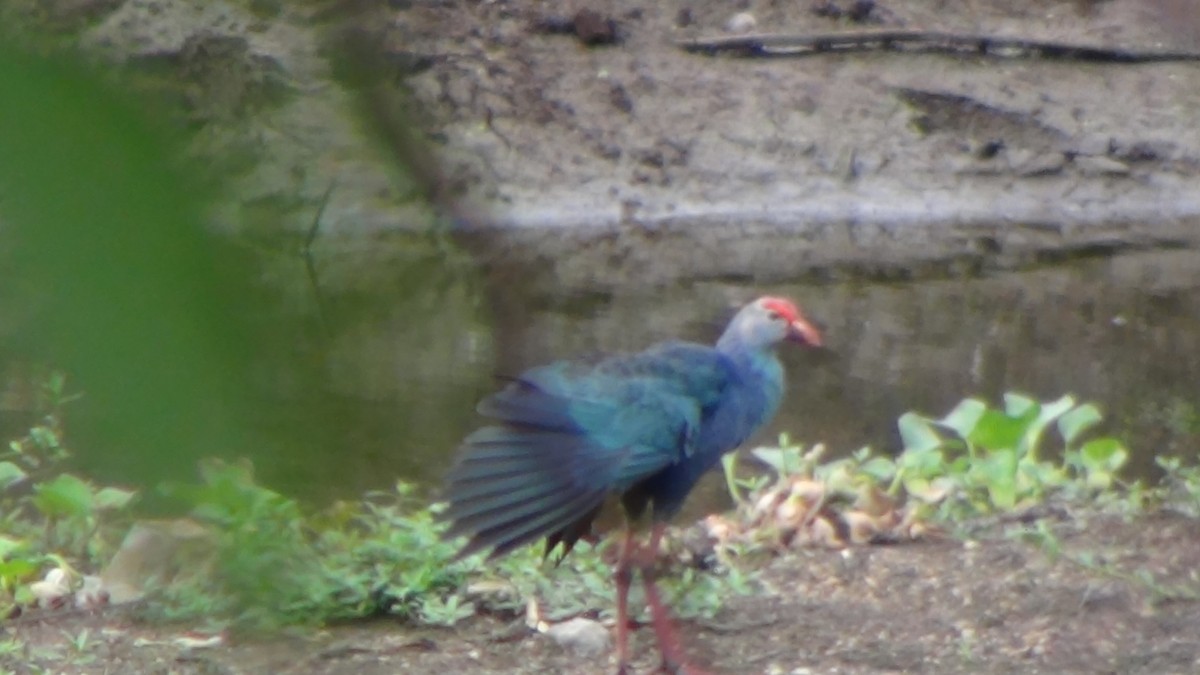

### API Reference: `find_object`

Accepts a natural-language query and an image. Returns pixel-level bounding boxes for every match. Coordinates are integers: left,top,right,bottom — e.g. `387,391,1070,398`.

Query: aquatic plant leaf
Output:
938,398,986,438
898,413,942,453
750,447,787,474
1080,438,1128,476
1003,392,1039,418
858,456,897,482
1058,403,1103,446
976,448,1017,510
967,410,1030,453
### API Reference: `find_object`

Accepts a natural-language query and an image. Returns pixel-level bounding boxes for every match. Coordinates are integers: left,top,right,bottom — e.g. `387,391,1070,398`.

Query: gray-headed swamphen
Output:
440,296,823,673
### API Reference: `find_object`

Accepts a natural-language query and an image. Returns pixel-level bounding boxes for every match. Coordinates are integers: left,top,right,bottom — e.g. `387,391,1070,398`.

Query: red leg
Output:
614,527,636,675
639,524,711,675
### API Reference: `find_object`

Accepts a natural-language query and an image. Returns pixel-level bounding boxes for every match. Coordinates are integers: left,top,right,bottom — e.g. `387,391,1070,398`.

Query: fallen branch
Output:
678,30,1200,63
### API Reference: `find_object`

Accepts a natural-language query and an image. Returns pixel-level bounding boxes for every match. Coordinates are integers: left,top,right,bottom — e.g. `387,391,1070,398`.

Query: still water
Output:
7,243,1200,515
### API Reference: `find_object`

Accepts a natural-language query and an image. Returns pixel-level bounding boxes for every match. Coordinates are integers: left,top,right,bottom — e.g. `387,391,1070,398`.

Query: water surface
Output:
7,244,1200,515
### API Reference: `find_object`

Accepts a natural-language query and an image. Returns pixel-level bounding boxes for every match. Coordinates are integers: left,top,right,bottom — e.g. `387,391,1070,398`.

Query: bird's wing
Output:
501,341,735,474
441,342,735,559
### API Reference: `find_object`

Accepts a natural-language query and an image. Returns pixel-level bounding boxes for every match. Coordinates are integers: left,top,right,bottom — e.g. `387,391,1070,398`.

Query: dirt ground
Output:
6,509,1200,674
4,0,1200,673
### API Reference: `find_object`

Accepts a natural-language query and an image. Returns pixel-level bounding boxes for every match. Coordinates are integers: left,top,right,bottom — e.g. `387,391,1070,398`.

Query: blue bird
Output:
441,296,822,673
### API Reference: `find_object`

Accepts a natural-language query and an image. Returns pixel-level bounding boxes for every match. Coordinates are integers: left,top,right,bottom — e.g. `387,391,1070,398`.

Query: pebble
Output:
1074,155,1131,176
543,617,611,657
726,12,757,33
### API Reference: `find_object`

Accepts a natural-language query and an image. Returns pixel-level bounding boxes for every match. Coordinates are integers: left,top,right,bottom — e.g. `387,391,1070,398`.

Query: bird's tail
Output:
439,386,617,560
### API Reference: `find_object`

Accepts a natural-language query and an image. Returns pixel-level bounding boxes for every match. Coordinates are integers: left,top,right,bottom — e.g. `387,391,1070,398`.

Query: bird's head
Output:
724,296,823,350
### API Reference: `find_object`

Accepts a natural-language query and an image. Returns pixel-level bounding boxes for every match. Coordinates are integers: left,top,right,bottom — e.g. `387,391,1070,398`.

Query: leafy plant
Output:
888,393,1128,518
154,461,749,631
158,458,339,630
730,393,1132,531
723,433,825,505
309,484,471,624
0,371,136,615
1153,456,1200,517
159,460,463,630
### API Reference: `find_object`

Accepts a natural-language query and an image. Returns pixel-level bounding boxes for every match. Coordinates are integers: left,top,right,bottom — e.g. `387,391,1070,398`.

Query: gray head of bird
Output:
721,296,823,350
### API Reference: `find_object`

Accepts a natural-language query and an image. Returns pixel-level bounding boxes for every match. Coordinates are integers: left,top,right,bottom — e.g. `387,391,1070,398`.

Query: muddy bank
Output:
4,0,1199,292
395,0,1200,288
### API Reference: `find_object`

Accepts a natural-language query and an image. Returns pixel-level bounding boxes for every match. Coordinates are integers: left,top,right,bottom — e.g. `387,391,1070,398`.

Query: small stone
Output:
1112,140,1169,162
846,0,876,22
573,9,618,46
1074,155,1131,176
171,633,224,649
1074,134,1112,156
1014,151,1068,177
100,519,216,604
542,617,611,657
725,12,758,33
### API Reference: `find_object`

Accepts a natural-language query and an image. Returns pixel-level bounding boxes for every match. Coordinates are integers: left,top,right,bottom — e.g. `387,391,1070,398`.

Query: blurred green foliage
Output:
0,44,256,491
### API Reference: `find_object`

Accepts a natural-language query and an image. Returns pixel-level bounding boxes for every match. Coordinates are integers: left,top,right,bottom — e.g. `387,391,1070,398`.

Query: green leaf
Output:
1003,392,1039,418
32,473,94,518
93,487,137,511
1156,456,1181,472
897,443,945,476
938,398,987,438
29,426,61,451
898,413,942,453
1018,457,1065,489
0,535,24,560
968,410,1030,453
1020,395,1074,456
1036,395,1077,426
0,461,27,489
858,456,897,482
1058,403,1103,446
750,447,787,473
751,442,808,476
903,476,953,503
1080,438,1128,472
0,557,38,582
977,448,1018,510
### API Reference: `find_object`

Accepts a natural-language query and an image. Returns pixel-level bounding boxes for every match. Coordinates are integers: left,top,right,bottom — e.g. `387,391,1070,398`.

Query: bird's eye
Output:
767,310,783,321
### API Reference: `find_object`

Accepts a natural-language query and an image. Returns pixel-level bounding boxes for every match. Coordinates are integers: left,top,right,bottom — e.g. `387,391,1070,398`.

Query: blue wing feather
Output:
441,341,739,559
